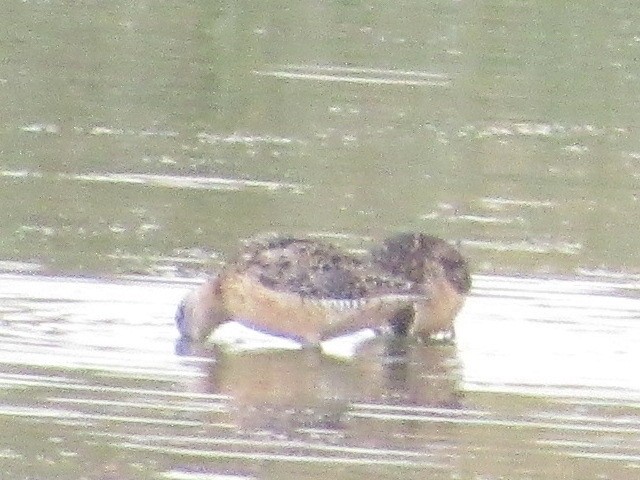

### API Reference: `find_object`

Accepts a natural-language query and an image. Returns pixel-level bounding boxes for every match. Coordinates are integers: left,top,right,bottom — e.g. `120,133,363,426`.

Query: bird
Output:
370,233,471,340
175,233,470,345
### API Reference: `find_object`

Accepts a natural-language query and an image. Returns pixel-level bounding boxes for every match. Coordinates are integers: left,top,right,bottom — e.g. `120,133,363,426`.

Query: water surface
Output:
1,273,639,479
1,0,640,478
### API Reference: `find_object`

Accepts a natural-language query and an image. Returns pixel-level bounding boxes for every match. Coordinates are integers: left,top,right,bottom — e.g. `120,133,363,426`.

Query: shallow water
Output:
1,273,639,479
2,0,640,478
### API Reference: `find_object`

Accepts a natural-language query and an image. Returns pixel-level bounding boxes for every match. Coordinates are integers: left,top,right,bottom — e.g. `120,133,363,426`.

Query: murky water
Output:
1,274,639,479
2,0,640,478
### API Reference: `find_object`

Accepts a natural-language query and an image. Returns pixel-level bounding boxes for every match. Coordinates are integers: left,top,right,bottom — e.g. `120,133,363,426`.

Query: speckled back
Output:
231,236,416,300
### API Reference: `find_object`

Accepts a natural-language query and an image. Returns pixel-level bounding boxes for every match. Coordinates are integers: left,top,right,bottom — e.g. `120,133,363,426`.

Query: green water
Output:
2,0,640,276
1,1,640,478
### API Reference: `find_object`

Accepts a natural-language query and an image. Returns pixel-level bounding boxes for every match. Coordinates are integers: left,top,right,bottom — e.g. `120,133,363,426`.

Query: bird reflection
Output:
176,337,463,435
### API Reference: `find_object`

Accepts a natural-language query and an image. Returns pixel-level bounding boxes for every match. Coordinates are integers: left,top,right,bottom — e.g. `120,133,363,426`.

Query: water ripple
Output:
254,64,450,87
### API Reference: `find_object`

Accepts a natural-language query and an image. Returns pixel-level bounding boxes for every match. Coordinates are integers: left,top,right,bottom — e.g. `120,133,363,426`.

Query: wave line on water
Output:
352,402,488,417
565,451,640,462
254,70,450,87
119,443,446,469
0,374,229,401
67,173,305,193
281,64,449,78
127,433,435,459
0,170,305,193
348,411,640,434
51,397,227,414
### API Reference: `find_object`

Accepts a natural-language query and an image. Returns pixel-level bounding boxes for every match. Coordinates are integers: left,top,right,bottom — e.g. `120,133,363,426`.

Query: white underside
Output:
209,321,378,359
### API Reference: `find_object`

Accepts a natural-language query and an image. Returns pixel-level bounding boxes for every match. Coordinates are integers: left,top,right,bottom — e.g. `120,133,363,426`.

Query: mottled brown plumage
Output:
176,233,471,345
371,233,471,339
234,236,415,299
219,235,424,343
